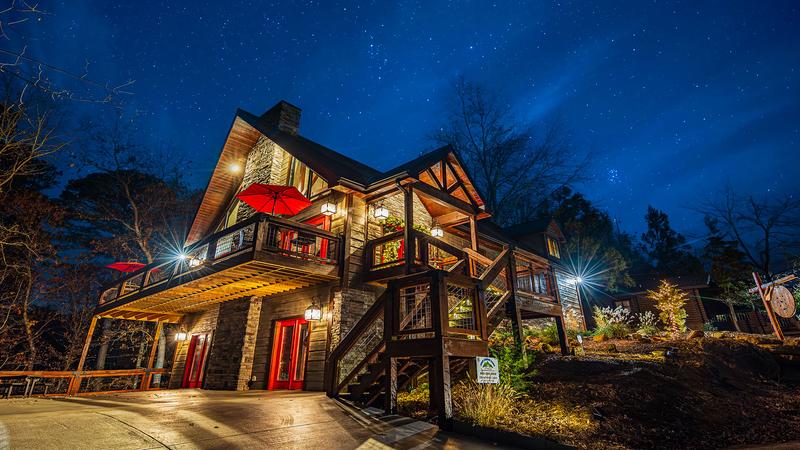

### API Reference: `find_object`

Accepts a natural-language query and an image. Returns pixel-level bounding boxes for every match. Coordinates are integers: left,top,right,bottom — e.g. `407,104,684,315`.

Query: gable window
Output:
288,157,326,199
546,236,560,259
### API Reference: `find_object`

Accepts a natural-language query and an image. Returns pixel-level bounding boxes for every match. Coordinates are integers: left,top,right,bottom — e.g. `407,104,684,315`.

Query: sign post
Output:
475,356,499,384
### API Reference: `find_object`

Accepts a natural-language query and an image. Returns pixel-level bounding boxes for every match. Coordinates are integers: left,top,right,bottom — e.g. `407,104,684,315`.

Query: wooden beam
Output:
752,272,785,341
69,315,98,396
410,182,478,216
404,186,415,274
469,216,479,251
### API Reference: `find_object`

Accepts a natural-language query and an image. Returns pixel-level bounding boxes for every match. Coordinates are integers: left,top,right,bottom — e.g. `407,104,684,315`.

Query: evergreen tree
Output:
640,206,702,275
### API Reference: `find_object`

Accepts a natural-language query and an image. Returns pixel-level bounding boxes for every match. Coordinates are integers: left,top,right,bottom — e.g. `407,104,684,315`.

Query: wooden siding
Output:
250,285,334,391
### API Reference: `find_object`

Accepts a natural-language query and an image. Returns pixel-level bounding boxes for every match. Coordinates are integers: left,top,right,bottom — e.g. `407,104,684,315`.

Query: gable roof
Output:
503,218,566,242
237,109,382,186
622,273,711,295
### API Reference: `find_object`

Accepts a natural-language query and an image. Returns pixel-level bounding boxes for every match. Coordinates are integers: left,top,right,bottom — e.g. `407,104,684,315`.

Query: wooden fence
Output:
0,368,169,398
710,311,800,335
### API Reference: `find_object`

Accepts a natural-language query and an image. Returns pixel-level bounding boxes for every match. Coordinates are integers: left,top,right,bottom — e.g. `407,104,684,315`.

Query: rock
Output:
606,344,618,353
688,330,704,339
593,334,608,342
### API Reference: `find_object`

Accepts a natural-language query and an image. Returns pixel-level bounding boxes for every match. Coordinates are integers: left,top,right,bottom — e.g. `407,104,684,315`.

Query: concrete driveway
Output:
0,390,501,449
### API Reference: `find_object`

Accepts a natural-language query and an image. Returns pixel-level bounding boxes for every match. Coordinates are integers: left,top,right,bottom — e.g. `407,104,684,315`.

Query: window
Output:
288,157,327,199
546,236,560,258
614,299,631,310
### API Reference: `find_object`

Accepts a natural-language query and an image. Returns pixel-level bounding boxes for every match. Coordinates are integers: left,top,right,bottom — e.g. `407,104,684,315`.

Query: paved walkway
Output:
0,390,502,449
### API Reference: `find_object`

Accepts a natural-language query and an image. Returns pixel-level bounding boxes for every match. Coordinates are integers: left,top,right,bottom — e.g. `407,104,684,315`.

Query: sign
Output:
769,285,797,318
475,356,499,384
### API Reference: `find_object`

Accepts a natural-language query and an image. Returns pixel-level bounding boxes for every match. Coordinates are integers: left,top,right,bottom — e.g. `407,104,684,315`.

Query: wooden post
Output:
384,356,397,414
143,321,163,390
752,272,785,341
549,270,571,355
429,354,453,428
505,251,524,350
469,215,479,252
403,186,415,273
69,315,98,396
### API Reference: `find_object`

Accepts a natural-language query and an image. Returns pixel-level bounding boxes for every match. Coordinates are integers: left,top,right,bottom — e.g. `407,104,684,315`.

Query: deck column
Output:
69,315,98,395
143,321,163,390
403,186,415,273
429,354,453,428
505,251,524,350
469,215,479,251
383,356,397,414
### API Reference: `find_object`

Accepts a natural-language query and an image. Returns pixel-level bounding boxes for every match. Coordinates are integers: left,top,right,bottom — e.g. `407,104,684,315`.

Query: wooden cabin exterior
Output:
83,100,581,421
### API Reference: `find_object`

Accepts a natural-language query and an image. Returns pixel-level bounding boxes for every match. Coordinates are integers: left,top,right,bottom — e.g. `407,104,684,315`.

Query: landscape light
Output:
373,203,389,220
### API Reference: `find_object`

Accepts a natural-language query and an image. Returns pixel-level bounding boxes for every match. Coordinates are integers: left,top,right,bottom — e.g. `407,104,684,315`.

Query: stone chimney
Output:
261,100,301,135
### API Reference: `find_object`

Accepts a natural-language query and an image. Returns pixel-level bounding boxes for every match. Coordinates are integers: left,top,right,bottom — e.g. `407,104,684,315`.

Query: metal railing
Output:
98,214,340,306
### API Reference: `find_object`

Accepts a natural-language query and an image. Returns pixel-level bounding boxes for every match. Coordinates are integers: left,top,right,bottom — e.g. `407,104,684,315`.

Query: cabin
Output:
612,274,710,331
81,100,581,422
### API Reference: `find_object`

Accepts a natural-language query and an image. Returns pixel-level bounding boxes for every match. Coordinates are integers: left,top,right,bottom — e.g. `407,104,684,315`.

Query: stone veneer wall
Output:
202,296,262,390
366,191,432,241
236,136,289,222
168,304,220,389
250,285,333,391
329,288,377,349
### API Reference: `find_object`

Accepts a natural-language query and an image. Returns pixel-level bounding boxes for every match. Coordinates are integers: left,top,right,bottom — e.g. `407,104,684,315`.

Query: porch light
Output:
304,297,322,321
188,256,204,268
430,222,444,238
374,203,389,220
320,201,337,216
175,332,188,342
228,163,242,173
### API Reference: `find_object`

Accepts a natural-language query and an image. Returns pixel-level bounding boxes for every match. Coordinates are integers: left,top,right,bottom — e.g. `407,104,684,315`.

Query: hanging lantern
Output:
321,200,337,216
373,203,389,220
430,222,444,238
304,298,322,321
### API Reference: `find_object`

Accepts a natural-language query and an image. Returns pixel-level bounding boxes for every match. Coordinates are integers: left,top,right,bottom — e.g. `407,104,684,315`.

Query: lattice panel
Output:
447,283,476,331
399,284,432,332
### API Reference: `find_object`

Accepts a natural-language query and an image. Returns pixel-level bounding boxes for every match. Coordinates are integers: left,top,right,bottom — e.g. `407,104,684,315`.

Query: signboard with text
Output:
475,356,499,384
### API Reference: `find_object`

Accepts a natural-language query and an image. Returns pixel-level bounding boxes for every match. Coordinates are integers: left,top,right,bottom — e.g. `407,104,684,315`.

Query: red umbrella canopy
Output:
106,261,146,272
236,184,312,216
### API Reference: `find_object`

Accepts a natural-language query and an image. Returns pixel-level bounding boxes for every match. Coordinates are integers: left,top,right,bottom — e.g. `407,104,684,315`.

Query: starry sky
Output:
10,0,800,236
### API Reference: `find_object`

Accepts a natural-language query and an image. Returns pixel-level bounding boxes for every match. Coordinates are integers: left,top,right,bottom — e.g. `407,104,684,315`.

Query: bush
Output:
490,344,535,391
636,311,660,337
397,383,429,419
703,321,718,332
453,379,518,428
592,306,632,338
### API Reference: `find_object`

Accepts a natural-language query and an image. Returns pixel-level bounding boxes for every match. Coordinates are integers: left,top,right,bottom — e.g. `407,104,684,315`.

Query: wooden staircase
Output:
325,248,519,420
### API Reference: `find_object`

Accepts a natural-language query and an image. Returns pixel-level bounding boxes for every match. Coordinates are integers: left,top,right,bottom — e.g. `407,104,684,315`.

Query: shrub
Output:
646,280,689,335
490,344,535,391
397,383,429,419
453,379,518,428
703,321,718,332
636,311,660,336
592,306,632,338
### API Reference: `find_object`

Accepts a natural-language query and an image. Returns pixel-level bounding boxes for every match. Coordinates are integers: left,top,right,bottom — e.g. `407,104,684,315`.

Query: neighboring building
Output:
612,274,710,331
504,218,587,330
82,100,577,421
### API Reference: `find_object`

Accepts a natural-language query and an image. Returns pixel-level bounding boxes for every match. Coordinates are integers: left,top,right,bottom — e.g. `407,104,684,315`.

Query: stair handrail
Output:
325,290,388,396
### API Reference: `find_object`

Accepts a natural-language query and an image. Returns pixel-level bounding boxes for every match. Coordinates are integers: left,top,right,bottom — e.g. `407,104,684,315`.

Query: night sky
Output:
11,0,800,236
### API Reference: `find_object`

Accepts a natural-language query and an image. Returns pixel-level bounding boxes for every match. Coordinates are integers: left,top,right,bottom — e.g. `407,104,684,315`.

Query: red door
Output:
182,333,210,388
268,318,310,390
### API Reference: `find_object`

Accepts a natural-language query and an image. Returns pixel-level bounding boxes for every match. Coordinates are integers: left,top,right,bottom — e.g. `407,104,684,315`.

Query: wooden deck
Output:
96,214,340,320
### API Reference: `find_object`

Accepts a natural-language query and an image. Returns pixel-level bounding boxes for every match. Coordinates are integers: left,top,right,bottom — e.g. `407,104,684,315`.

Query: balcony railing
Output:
98,214,340,307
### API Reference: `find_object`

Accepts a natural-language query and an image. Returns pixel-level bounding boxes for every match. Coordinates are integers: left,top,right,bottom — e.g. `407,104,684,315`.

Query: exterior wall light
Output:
430,222,444,238
304,297,322,321
321,201,337,216
374,203,389,220
188,256,204,268
175,332,188,342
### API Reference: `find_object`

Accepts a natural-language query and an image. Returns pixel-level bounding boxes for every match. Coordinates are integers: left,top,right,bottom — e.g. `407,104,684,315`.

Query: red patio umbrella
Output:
106,261,146,272
236,184,312,216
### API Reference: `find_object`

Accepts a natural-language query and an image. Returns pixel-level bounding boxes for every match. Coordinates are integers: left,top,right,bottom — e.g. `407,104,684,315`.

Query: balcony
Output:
97,214,340,320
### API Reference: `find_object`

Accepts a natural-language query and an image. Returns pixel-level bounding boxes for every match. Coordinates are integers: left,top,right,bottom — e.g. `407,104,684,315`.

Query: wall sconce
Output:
321,194,337,216
304,296,322,321
175,331,188,342
430,221,444,238
373,203,389,220
188,256,204,268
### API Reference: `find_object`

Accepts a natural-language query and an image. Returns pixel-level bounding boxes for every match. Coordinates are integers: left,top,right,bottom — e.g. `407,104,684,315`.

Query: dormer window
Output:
546,236,560,259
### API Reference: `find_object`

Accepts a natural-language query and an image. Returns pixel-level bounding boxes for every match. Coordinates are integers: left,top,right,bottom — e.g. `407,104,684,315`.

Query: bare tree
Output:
701,186,800,277
432,78,588,225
